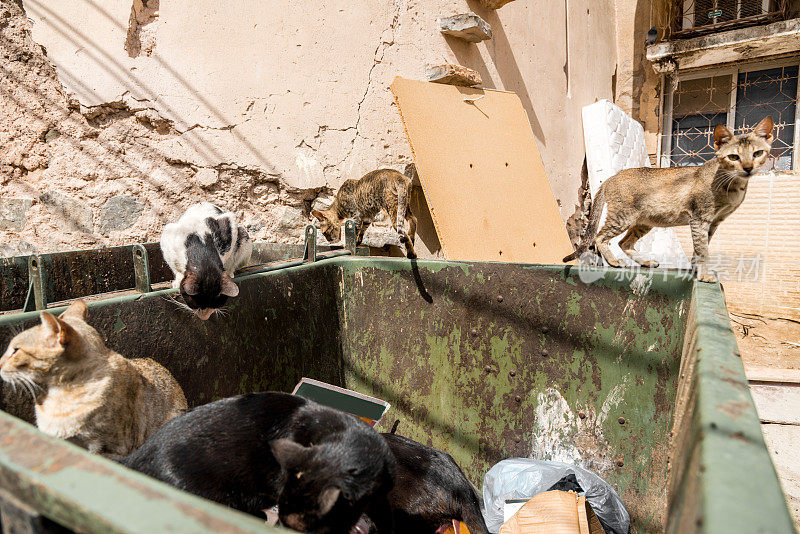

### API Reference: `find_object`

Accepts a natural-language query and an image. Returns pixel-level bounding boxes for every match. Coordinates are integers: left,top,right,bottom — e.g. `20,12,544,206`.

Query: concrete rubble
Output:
426,64,483,86
439,13,492,42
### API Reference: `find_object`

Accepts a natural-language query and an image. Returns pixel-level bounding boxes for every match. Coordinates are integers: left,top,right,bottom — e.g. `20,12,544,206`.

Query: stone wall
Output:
0,0,617,257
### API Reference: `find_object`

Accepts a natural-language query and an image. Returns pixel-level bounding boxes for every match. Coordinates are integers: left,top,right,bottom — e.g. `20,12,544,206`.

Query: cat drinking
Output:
312,169,417,259
160,202,253,319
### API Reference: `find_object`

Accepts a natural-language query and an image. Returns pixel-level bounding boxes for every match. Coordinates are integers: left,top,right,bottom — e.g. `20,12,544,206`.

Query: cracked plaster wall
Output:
0,0,616,258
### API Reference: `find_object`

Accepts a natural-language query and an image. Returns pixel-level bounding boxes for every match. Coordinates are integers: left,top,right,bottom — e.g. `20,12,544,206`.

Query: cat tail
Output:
562,186,605,263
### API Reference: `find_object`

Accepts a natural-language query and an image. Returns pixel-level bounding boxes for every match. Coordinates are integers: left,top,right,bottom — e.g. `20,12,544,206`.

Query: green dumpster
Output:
0,240,792,533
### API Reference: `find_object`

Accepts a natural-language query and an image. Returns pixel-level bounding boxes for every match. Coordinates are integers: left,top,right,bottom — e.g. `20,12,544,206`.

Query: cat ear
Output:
713,124,734,149
753,116,774,144
204,216,220,233
60,299,88,321
40,311,74,346
181,272,200,296
220,273,239,297
270,439,310,470
318,486,341,516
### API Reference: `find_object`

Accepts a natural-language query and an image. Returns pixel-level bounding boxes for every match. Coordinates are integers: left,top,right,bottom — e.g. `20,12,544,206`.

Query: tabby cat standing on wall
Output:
161,203,253,320
0,300,187,458
564,117,774,282
312,169,418,259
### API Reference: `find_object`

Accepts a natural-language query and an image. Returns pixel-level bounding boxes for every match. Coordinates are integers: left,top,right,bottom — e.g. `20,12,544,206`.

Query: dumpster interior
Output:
0,257,694,533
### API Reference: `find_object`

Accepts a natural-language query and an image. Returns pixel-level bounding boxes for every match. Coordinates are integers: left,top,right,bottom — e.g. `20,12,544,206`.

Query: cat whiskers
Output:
725,170,742,194
21,376,41,402
713,171,739,194
7,373,39,401
163,295,196,317
213,307,229,318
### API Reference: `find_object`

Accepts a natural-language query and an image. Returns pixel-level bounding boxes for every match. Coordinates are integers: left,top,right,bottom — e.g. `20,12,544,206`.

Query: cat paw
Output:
697,272,717,283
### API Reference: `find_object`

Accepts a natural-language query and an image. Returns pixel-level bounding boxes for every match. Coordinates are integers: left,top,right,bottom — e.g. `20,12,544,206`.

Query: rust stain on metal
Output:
1,259,694,533
717,400,750,420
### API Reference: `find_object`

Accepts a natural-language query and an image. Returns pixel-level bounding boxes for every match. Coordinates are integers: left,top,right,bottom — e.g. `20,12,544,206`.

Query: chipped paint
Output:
630,274,652,296
0,257,791,534
599,375,629,426
531,388,582,464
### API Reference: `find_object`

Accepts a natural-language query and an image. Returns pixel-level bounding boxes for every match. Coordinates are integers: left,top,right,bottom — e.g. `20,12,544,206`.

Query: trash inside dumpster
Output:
0,243,793,533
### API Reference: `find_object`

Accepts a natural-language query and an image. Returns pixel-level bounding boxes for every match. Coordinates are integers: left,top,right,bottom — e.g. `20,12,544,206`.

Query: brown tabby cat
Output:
0,300,187,458
312,168,418,259
564,116,774,282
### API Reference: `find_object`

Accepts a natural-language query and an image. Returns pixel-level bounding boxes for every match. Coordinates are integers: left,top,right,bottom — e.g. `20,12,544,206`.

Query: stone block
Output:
98,196,144,233
39,191,93,232
311,192,335,212
426,64,482,87
439,13,492,43
0,240,37,258
361,225,403,248
0,197,33,231
272,205,306,240
194,167,219,188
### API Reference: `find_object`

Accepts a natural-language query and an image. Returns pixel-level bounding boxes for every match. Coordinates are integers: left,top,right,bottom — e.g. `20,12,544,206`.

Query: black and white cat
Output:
160,202,252,320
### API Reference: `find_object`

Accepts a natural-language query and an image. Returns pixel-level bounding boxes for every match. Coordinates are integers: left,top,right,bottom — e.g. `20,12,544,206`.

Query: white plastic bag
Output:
482,458,630,534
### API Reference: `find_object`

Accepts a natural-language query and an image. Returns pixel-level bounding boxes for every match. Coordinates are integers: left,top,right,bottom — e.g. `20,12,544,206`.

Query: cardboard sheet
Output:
391,77,572,263
498,491,603,534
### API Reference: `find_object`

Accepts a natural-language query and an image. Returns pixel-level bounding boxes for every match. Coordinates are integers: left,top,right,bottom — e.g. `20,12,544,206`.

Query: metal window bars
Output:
665,0,790,40
665,63,799,169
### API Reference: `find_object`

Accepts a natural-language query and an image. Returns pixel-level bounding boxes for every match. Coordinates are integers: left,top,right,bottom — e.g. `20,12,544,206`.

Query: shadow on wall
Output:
457,0,546,146
630,0,654,123
25,0,278,174
2,0,320,247
410,185,442,256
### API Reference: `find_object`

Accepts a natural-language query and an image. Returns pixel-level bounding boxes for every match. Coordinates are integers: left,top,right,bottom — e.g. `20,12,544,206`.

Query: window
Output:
670,0,789,39
660,59,800,170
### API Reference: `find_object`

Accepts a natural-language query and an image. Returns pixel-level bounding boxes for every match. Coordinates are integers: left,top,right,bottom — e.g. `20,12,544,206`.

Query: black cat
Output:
120,392,396,533
381,434,490,534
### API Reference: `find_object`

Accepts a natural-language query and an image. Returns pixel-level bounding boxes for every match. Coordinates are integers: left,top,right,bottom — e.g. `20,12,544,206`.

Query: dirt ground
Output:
733,315,800,371
732,314,800,529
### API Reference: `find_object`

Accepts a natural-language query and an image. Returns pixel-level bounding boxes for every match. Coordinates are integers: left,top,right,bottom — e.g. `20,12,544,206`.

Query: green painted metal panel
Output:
0,255,792,533
0,408,281,533
666,284,795,534
0,255,28,311
0,242,367,313
336,260,690,533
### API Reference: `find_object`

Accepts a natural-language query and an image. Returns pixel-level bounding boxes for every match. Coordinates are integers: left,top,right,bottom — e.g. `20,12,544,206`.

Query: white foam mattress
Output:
581,99,689,269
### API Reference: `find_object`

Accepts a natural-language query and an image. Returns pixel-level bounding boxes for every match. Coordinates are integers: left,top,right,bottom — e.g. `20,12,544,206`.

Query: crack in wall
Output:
2,0,419,253
78,92,176,135
332,1,403,173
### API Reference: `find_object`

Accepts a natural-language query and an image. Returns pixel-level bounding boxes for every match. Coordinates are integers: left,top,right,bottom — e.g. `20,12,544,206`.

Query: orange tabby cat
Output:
0,300,187,458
